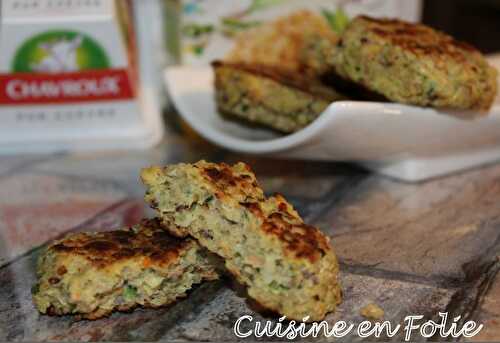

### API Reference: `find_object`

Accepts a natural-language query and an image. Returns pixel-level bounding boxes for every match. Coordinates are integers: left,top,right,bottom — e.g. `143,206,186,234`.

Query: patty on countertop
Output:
213,61,347,133
328,15,498,111
32,218,218,320
141,161,342,321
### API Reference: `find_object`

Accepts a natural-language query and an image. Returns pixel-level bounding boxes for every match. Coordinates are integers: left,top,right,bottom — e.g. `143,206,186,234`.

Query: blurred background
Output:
0,0,499,155
423,0,500,53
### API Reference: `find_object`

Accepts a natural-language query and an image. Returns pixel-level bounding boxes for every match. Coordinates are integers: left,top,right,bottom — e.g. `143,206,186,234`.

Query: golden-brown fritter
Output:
32,219,218,319
226,10,340,76
329,16,498,111
141,161,341,321
213,61,346,132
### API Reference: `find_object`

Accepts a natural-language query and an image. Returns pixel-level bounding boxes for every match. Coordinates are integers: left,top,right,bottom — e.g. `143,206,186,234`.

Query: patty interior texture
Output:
141,161,341,321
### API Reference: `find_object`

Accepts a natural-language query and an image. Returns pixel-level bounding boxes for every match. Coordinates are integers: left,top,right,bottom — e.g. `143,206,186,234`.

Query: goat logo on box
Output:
12,30,110,73
0,30,135,105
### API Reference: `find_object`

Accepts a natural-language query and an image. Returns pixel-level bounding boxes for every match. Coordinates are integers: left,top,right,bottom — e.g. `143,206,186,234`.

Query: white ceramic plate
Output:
164,57,500,181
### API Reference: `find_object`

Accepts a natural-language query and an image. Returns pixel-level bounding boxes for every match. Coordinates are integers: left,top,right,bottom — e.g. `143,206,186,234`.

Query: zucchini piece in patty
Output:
141,161,342,321
32,218,218,320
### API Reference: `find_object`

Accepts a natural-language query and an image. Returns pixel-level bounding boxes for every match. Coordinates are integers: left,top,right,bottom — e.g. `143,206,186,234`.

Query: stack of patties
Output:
214,14,498,133
33,218,218,319
33,161,342,321
214,10,347,133
141,161,342,321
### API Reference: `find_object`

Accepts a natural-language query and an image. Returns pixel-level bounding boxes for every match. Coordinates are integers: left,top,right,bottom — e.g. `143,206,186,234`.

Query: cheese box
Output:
0,0,165,153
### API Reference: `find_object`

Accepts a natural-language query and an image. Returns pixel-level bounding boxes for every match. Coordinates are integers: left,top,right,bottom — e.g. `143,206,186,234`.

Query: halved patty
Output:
141,161,341,321
213,61,346,133
329,16,498,111
32,218,218,320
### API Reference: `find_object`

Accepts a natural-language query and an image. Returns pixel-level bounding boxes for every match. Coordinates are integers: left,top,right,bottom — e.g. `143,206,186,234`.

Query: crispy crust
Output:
33,219,218,319
356,16,478,59
49,218,189,269
198,160,263,200
205,167,332,262
143,162,329,262
330,15,498,111
141,161,342,321
227,196,331,264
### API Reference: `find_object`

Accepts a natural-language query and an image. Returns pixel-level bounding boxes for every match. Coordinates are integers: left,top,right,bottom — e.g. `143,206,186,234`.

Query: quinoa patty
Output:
226,10,340,76
213,61,346,133
32,219,218,320
330,16,498,111
141,161,342,321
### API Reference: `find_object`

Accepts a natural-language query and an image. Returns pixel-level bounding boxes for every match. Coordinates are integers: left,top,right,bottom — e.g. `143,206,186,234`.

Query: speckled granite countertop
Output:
0,122,499,342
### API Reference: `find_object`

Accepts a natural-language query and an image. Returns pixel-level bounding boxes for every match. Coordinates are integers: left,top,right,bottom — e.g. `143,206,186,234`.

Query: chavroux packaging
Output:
0,0,164,153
